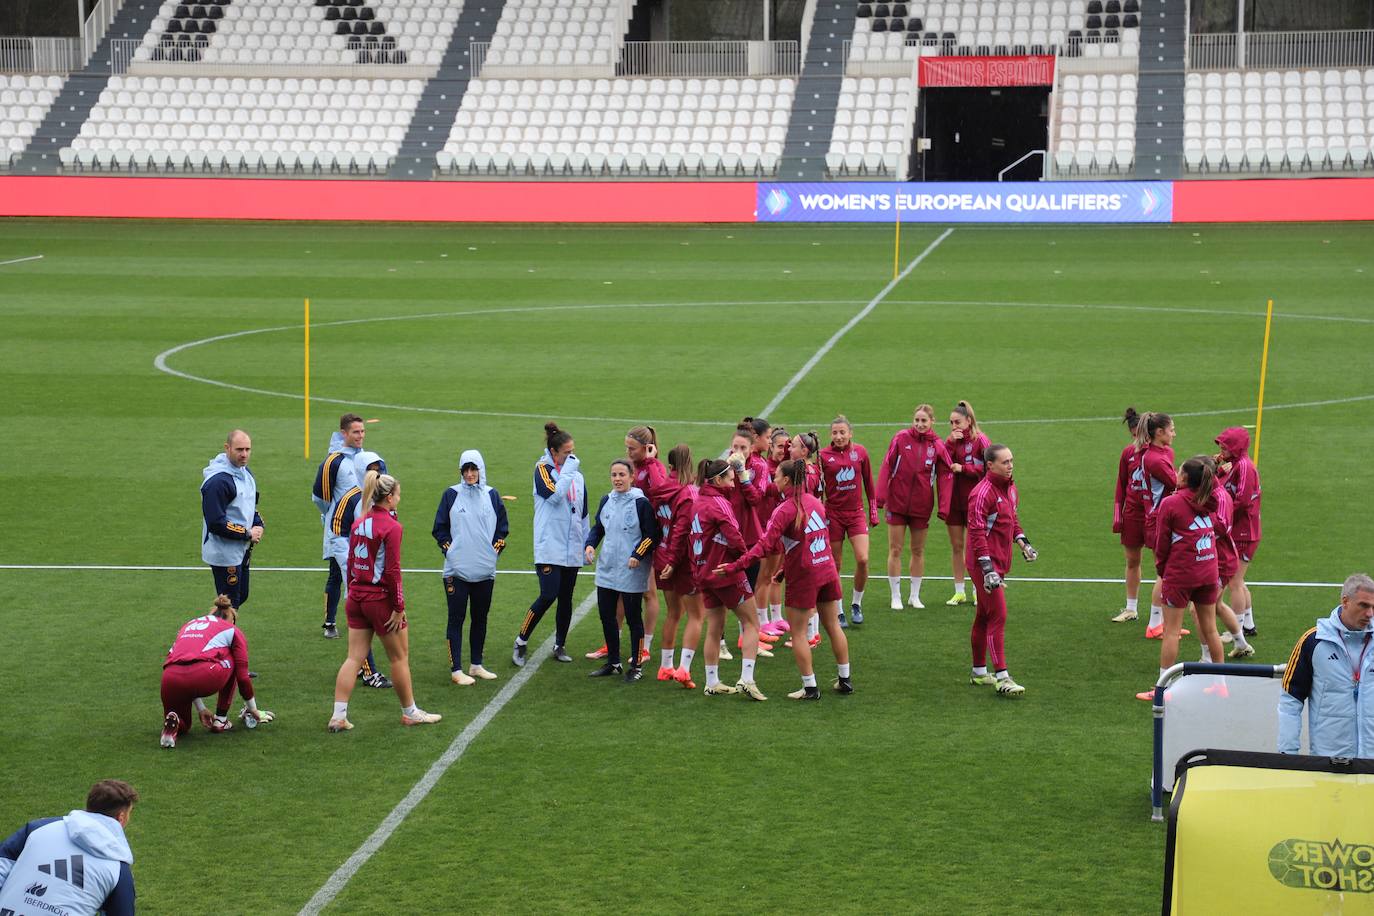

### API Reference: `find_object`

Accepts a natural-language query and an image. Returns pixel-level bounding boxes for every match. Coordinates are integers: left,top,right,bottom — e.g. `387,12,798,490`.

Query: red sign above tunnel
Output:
919,55,1056,88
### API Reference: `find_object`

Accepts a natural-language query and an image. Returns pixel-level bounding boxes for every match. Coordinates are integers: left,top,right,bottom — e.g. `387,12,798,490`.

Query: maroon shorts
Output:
346,595,407,632
698,577,753,610
657,561,697,596
1234,539,1259,564
785,572,843,611
944,501,969,528
1143,517,1158,553
1161,580,1221,609
827,511,869,542
1119,513,1146,549
885,509,931,530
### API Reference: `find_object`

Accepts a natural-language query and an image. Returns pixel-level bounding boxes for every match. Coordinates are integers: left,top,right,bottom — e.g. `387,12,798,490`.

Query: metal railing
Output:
1188,29,1374,71
618,41,799,78
472,40,800,79
0,37,84,74
82,0,126,67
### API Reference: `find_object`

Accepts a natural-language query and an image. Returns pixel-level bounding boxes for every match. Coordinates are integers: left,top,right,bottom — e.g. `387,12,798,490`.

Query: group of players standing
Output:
159,400,1045,744
1108,408,1264,699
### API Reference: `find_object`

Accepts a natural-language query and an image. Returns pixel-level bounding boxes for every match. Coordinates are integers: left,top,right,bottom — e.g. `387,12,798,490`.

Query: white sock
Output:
769,603,781,619
1200,646,1213,663
705,664,719,688
953,579,965,595
1126,597,1139,612
837,663,851,677
852,588,864,608
972,665,988,677
1243,608,1255,628
642,634,653,654
402,704,418,717
909,576,923,599
738,620,744,638
1233,630,1249,650
660,649,674,668
741,658,756,682
515,636,528,647
802,673,817,687
680,648,695,673
808,614,819,639
995,669,1010,681
1159,666,1167,681
719,639,728,652
888,576,901,600
1148,605,1163,628
332,701,348,719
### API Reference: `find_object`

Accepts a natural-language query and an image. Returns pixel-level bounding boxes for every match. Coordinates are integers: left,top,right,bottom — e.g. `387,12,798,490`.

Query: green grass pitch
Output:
0,217,1371,914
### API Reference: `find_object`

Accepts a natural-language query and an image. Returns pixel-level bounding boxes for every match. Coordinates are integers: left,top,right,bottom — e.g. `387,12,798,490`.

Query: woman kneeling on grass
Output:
160,595,274,749
716,459,853,700
585,459,660,682
330,470,441,732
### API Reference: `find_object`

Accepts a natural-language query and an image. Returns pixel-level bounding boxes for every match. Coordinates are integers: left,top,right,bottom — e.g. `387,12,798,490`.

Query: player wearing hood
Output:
1110,408,1149,624
1136,456,1225,701
877,404,954,610
433,448,509,685
943,401,990,609
200,429,263,611
965,444,1037,698
0,780,139,916
1215,426,1262,637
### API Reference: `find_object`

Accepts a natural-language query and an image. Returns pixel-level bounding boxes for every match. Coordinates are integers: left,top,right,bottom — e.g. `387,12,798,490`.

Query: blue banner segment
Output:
756,181,1173,223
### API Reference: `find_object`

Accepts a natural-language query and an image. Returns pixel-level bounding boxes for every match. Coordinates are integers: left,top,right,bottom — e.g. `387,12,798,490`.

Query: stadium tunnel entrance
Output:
917,86,1049,181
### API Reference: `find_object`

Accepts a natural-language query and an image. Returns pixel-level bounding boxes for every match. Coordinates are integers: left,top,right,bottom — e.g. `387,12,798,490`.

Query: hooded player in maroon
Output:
820,415,878,626
652,444,705,690
330,471,441,732
1208,472,1255,660
964,444,1036,697
726,422,778,659
1136,412,1182,638
943,401,991,608
787,431,827,647
1215,426,1262,636
680,458,766,700
159,595,274,748
1136,456,1226,700
877,404,954,610
717,460,853,700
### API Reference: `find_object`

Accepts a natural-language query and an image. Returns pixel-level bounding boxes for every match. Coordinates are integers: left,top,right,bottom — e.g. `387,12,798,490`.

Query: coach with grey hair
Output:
1278,573,1374,757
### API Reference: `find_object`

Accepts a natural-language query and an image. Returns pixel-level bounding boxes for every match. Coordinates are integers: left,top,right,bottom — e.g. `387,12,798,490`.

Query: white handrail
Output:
1188,29,1374,71
997,149,1046,180
82,0,128,67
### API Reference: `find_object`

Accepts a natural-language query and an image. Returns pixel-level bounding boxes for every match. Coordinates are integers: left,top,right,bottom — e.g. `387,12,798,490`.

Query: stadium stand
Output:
853,0,1141,60
1182,67,1374,173
438,76,795,177
63,74,425,173
0,74,62,164
1052,71,1138,175
481,0,631,70
824,76,915,177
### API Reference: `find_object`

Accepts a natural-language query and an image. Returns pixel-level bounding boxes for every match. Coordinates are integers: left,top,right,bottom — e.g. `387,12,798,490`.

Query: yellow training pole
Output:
304,298,311,460
1253,298,1274,468
892,206,901,280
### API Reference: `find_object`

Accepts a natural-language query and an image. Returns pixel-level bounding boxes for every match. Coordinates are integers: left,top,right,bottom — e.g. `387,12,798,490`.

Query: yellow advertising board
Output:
1166,752,1374,915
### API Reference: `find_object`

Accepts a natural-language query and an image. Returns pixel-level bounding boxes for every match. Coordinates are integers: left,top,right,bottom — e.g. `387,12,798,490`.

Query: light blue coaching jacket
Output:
433,449,510,583
532,450,588,568
1279,607,1374,757
200,452,259,567
0,809,135,916
586,485,659,594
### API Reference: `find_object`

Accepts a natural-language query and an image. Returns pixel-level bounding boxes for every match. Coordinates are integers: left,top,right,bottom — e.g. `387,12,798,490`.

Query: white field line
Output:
0,564,1340,589
296,590,598,916
755,228,955,419
0,255,43,267
295,235,958,913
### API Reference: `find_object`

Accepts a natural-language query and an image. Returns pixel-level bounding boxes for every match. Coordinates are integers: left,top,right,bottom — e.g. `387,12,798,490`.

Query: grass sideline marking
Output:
0,255,43,267
297,591,598,916
0,564,1341,589
755,228,955,419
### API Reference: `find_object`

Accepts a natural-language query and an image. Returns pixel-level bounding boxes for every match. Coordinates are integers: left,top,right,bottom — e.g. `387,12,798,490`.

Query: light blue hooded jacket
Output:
0,809,135,915
200,452,258,567
587,486,659,593
532,450,588,567
433,449,509,583
1279,607,1374,757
